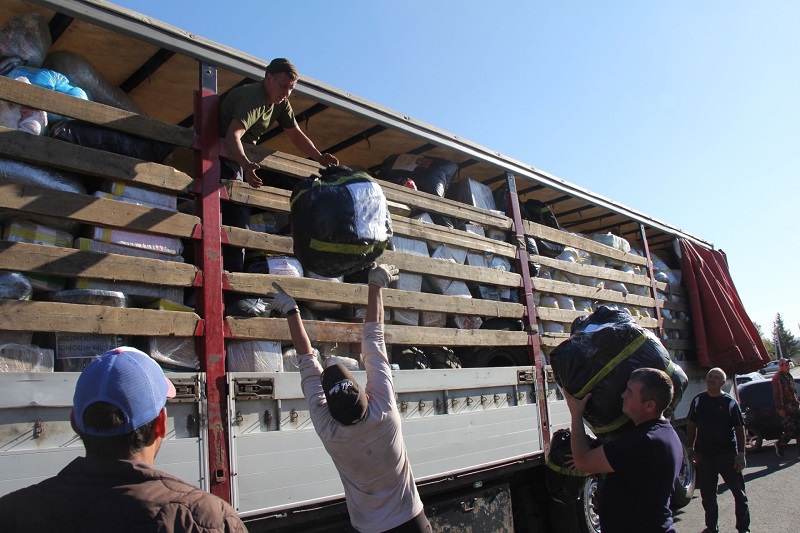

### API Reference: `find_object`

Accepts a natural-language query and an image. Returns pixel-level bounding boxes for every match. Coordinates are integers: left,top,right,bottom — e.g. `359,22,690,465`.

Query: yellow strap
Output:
591,413,631,434
575,332,648,398
546,460,591,477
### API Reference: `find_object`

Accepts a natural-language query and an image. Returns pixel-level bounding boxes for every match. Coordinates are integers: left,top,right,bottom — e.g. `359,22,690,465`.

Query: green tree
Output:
754,322,775,358
771,313,799,360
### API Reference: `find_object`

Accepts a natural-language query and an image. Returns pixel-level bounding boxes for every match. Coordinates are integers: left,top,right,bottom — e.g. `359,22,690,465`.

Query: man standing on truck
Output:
771,358,800,458
219,57,338,282
687,367,750,533
269,264,432,533
565,368,683,533
0,346,247,533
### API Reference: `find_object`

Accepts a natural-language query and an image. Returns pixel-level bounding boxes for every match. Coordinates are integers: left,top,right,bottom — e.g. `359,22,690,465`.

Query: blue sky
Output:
117,1,800,339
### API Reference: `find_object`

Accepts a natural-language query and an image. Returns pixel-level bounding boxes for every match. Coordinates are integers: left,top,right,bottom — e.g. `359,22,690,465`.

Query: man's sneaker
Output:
775,442,785,458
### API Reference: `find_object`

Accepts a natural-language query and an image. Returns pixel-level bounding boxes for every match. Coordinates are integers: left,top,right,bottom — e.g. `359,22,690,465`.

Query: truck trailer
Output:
0,1,768,531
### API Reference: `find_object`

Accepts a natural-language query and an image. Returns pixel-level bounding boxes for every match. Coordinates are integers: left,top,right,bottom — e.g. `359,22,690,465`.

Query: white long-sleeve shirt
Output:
299,322,423,533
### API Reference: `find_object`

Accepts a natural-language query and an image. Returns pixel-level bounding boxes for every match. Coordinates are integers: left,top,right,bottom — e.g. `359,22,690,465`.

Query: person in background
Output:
269,264,431,533
218,57,338,283
0,347,246,533
771,358,800,458
564,368,683,533
687,367,750,533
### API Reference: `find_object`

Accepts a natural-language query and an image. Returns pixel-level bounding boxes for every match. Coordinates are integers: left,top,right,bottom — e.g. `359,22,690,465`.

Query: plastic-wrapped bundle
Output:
0,76,47,134
592,233,631,253
291,166,392,277
546,428,595,504
0,271,32,300
0,157,87,194
391,236,428,325
325,356,360,371
550,306,688,439
53,289,127,307
43,51,144,114
55,333,125,372
147,337,199,370
0,344,54,372
445,178,497,212
49,120,174,163
0,14,51,67
227,340,283,372
379,154,457,197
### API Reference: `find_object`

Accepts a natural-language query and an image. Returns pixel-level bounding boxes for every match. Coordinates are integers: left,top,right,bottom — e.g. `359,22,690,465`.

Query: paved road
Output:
674,370,799,533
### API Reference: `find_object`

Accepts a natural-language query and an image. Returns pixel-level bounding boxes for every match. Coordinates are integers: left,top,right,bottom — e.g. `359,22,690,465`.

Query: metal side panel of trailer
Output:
228,367,540,516
0,372,208,496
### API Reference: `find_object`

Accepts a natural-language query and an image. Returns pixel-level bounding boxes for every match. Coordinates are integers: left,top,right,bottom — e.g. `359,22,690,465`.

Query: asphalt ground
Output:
673,369,799,533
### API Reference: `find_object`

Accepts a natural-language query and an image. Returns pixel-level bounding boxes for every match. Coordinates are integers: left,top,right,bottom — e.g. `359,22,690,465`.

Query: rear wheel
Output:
744,426,763,453
576,475,601,533
671,440,696,509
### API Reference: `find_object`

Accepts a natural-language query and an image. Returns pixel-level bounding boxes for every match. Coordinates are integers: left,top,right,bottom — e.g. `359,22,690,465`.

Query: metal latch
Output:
168,377,200,403
517,369,535,384
234,378,275,400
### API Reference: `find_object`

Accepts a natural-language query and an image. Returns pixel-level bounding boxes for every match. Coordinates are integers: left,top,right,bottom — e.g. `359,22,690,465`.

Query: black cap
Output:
265,58,298,78
321,364,367,425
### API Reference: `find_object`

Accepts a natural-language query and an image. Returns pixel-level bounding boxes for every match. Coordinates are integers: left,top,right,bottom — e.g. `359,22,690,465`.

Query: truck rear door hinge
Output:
517,369,535,384
168,377,200,403
234,378,275,400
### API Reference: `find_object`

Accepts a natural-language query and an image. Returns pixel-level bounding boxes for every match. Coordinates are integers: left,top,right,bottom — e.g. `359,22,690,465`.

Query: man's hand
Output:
368,263,399,288
269,282,298,315
317,153,339,167
243,161,262,188
734,452,746,472
563,389,591,418
777,408,786,418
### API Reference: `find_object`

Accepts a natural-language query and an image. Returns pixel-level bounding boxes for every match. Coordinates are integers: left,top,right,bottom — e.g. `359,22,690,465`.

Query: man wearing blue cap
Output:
270,264,431,533
0,347,247,532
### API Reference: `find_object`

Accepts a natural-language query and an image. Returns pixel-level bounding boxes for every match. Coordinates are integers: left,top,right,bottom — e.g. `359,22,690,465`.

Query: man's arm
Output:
284,126,339,166
686,420,698,463
563,390,614,474
224,119,262,188
772,377,785,418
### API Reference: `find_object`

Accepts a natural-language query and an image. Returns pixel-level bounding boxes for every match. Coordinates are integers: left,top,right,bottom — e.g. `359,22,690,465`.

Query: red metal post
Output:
193,62,232,502
638,223,665,340
504,173,550,448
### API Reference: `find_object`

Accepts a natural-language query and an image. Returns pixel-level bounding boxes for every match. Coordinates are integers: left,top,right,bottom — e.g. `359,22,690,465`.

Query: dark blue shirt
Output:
688,392,744,456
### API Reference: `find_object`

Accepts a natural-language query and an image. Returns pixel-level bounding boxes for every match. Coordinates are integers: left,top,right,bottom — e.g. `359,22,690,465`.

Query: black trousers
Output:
697,452,749,532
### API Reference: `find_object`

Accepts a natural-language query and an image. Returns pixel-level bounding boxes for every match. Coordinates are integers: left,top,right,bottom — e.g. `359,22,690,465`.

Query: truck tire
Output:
393,347,430,369
467,346,530,368
744,425,763,453
576,475,601,533
670,438,696,509
425,346,462,369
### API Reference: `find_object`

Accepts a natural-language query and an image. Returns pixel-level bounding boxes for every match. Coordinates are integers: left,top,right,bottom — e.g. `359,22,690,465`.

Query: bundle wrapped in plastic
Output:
49,119,174,163
0,271,32,300
378,154,457,197
227,340,283,372
43,50,144,114
546,428,596,504
291,166,392,277
52,289,127,307
0,344,54,372
325,356,360,371
147,337,199,370
550,306,687,439
0,14,51,67
0,157,87,194
391,236,427,325
445,178,496,212
592,232,631,253
0,76,47,134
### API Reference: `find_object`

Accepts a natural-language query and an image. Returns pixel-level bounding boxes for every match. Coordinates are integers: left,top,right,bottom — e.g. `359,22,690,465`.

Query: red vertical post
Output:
638,223,664,340
504,173,550,448
193,62,232,502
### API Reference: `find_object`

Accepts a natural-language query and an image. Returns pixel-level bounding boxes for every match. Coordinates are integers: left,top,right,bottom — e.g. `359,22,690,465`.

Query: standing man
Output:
219,58,339,278
771,358,800,458
0,347,246,533
565,368,683,533
269,264,431,533
687,367,750,533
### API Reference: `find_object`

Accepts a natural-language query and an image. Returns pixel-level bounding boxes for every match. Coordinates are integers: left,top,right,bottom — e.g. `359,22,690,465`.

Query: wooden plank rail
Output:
0,76,193,147
532,254,651,288
523,219,648,266
0,241,196,286
538,307,658,329
0,300,199,336
534,277,656,308
0,127,193,193
0,181,199,237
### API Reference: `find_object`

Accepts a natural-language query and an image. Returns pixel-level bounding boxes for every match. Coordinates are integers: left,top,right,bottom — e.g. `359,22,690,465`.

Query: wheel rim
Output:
677,446,694,491
744,426,763,452
581,476,601,533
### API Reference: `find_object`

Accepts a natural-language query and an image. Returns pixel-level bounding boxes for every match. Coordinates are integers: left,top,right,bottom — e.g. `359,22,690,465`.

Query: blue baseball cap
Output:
73,347,176,436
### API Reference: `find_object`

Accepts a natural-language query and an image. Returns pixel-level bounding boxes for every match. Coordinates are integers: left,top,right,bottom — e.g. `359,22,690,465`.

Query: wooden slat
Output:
0,301,199,336
227,317,529,347
663,319,692,331
537,307,658,329
227,274,523,318
0,76,193,147
663,339,695,351
392,217,516,257
0,181,199,237
0,127,193,193
533,278,656,308
533,255,651,288
0,241,196,285
523,219,648,265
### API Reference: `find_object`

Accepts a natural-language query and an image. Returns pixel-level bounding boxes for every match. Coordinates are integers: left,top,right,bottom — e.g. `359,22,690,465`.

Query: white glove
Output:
269,282,298,315
734,452,746,472
368,263,399,288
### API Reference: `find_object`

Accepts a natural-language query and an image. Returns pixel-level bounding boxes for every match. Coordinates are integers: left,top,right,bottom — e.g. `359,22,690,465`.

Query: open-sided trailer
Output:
0,1,765,531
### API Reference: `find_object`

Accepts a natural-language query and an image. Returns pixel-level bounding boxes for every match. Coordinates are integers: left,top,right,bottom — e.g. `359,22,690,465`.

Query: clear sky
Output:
116,1,799,338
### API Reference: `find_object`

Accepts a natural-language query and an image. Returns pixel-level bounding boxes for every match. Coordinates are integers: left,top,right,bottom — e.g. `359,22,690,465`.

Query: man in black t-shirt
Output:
687,367,750,533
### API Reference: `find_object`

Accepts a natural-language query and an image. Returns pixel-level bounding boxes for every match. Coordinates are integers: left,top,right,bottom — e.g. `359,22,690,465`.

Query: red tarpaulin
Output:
678,239,769,374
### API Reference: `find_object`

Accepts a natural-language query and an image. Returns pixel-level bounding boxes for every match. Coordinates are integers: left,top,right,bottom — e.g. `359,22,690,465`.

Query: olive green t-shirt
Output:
218,81,297,144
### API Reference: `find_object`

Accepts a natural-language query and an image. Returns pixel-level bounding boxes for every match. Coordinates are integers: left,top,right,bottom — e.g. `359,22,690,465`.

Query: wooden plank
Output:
242,143,323,179
0,127,193,193
0,181,199,237
663,319,691,331
663,340,695,351
0,241,196,285
227,318,529,347
0,301,199,336
537,307,658,329
533,278,656,308
392,217,516,257
0,76,193,147
227,274,523,318
533,255,651,288
523,219,648,266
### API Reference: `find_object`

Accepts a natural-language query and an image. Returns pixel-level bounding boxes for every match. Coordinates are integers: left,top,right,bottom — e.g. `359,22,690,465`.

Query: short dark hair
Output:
630,368,673,414
78,401,157,459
